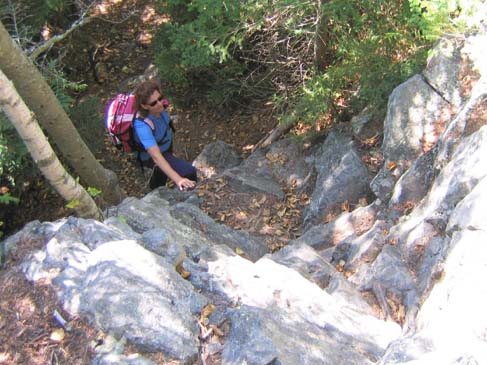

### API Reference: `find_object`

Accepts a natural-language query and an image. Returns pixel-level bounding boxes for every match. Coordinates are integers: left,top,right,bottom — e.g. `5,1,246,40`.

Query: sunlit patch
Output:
260,224,275,235
41,24,51,41
96,0,124,15
96,3,108,14
0,352,11,362
17,298,36,317
137,31,153,44
236,211,248,220
141,5,168,24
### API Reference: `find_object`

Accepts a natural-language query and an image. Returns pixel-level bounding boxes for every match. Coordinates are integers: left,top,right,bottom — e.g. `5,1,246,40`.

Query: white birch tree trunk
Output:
0,70,102,220
0,21,124,206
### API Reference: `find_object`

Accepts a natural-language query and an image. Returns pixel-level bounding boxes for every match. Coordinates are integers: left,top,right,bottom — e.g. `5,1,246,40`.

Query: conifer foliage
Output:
154,0,481,121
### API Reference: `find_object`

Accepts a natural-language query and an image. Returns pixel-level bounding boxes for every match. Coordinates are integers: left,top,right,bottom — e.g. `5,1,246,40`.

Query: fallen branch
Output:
251,119,297,152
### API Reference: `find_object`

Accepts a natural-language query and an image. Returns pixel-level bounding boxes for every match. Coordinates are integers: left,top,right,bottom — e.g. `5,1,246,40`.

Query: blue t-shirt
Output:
133,111,172,161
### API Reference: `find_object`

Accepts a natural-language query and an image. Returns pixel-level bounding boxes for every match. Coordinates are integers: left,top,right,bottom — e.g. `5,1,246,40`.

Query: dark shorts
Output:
142,152,197,190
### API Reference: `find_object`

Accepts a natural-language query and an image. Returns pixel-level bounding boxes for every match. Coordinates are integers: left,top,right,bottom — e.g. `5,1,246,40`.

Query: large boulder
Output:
193,140,243,179
304,131,372,226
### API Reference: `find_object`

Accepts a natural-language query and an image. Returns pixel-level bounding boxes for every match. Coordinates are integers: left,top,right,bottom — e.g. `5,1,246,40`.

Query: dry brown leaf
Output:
200,304,215,323
50,328,65,342
235,247,245,256
277,208,286,217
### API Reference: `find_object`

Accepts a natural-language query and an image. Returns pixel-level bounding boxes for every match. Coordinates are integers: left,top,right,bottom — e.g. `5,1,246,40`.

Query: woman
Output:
133,79,196,191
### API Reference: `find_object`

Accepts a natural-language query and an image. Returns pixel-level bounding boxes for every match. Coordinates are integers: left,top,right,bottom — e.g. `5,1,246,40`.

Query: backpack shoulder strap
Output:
134,115,155,131
133,116,165,147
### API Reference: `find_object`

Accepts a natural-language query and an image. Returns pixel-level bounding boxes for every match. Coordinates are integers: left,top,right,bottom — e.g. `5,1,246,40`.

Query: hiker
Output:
133,79,197,191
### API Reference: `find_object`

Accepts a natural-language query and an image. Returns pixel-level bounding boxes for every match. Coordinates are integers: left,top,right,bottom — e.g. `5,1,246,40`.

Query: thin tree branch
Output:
28,15,93,60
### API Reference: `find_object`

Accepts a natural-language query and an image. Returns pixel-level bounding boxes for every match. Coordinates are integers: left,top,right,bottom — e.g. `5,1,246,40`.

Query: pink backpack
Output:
104,93,169,153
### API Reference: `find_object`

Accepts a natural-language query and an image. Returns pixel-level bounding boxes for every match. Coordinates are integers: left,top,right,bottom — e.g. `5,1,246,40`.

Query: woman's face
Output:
143,90,165,115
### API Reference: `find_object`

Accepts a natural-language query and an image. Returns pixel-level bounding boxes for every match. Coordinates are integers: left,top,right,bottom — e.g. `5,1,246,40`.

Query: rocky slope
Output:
2,32,487,364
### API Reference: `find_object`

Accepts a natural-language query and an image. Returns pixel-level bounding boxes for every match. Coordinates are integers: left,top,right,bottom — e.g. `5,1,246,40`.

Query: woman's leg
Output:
149,166,168,189
144,153,197,190
142,159,168,189
163,152,198,182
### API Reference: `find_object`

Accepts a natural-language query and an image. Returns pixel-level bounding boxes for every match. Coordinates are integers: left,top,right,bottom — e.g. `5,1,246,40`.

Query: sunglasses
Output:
147,95,164,107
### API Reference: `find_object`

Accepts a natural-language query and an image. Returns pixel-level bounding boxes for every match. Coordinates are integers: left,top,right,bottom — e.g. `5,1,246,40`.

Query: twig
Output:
29,16,94,60
251,120,297,152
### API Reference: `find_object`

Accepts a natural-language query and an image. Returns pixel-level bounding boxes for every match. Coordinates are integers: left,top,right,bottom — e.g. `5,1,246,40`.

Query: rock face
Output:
2,32,487,364
193,140,243,179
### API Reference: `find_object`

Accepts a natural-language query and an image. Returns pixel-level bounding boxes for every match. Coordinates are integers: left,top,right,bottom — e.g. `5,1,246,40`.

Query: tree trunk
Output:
0,70,102,220
314,0,332,71
0,21,123,206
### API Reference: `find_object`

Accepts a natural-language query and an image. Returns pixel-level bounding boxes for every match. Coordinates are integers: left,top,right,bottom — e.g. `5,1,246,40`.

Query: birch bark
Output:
0,70,102,220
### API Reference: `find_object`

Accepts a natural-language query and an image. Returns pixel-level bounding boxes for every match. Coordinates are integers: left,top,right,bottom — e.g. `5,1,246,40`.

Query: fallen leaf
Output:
235,247,245,256
50,328,65,342
201,304,215,320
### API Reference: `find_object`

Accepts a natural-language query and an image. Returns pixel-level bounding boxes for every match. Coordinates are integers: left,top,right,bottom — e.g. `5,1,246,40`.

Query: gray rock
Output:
379,229,487,364
447,174,487,233
435,74,487,170
103,217,141,240
350,244,419,326
139,228,186,265
241,138,313,190
333,220,387,272
293,203,379,250
382,74,449,163
372,74,450,200
268,242,336,289
104,196,171,234
24,240,206,363
222,307,279,365
144,186,200,206
223,167,285,198
217,138,313,198
105,195,224,263
205,254,401,363
1,220,60,262
193,140,243,179
93,354,157,365
422,35,465,107
5,29,487,365
170,202,268,261
304,131,371,225
389,126,487,266
388,149,436,209
326,272,377,316
351,106,372,137
423,34,487,108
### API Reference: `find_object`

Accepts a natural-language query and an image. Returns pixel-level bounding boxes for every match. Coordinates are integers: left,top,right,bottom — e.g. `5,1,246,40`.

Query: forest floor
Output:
0,1,281,364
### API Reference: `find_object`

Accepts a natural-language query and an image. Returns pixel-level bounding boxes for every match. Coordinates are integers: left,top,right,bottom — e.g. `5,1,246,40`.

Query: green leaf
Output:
87,187,102,198
66,199,80,209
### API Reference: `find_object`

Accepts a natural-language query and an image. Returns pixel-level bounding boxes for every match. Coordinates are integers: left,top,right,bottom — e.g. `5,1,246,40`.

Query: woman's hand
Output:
177,177,196,191
147,146,196,190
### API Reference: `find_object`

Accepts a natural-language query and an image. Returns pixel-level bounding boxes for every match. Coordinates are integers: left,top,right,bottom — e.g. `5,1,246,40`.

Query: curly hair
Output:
134,79,164,117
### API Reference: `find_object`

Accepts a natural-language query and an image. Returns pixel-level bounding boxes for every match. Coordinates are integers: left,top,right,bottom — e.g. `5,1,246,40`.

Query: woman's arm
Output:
146,146,195,190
